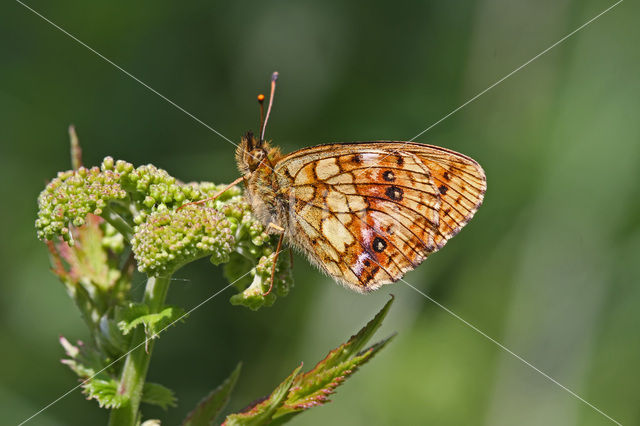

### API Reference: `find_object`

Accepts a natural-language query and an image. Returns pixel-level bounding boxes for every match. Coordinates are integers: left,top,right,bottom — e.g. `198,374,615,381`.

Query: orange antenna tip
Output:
257,94,265,102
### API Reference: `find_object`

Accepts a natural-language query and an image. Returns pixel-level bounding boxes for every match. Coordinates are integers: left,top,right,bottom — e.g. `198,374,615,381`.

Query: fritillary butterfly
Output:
182,73,486,294
229,73,486,293
237,135,486,293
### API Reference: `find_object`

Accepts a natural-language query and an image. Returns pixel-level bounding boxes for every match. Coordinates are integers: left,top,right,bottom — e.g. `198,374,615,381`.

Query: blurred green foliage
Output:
1,0,639,425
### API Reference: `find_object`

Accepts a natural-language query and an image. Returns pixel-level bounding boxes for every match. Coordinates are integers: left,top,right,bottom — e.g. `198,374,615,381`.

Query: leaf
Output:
273,335,395,425
224,296,395,425
46,215,130,332
223,364,302,426
82,378,127,409
96,314,131,355
182,363,242,426
48,214,123,293
142,382,177,410
311,294,394,371
59,336,127,409
117,303,185,337
59,336,108,379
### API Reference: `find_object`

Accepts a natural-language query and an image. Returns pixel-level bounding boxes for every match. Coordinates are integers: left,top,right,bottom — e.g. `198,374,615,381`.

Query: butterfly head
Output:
236,131,281,175
237,72,282,176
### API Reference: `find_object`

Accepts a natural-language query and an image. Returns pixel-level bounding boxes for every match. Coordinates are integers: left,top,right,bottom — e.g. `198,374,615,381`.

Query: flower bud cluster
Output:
131,204,234,276
36,163,127,242
36,156,292,307
36,158,233,241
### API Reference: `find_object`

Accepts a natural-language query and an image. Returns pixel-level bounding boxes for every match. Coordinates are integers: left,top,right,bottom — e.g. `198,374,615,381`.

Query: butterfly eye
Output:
247,149,267,171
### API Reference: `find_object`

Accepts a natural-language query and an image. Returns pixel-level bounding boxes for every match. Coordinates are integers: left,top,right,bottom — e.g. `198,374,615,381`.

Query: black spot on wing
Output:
382,170,395,181
385,185,404,201
372,237,387,253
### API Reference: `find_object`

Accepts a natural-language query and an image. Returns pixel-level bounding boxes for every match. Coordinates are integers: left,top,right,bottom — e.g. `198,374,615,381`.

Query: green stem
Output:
108,275,171,426
101,205,134,242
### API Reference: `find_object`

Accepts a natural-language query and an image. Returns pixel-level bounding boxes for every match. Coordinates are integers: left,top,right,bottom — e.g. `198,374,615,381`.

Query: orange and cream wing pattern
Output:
400,144,486,249
273,142,486,292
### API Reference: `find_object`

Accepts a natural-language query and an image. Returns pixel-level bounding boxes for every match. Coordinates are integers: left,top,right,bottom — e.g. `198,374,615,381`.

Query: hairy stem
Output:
108,275,171,426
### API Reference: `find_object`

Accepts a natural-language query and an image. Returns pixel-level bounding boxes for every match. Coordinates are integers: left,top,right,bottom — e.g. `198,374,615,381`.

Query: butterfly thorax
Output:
236,132,286,231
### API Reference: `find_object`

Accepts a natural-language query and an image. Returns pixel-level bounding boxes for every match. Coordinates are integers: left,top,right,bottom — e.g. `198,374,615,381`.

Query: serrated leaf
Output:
96,314,131,355
82,378,127,409
59,336,108,379
311,295,394,372
223,364,302,426
182,363,242,426
46,214,131,333
142,382,177,410
274,334,395,424
117,303,185,337
59,336,127,409
224,296,396,425
116,303,148,333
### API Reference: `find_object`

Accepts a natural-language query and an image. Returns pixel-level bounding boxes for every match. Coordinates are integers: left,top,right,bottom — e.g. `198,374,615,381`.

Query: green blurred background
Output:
2,0,639,424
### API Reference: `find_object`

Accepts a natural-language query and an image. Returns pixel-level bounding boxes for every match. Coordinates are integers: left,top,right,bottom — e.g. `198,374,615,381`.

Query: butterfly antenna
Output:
257,93,265,135
260,71,278,141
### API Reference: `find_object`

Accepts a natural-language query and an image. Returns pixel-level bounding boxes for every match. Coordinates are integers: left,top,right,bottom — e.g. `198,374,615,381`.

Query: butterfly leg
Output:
265,222,285,234
263,231,285,296
177,174,247,211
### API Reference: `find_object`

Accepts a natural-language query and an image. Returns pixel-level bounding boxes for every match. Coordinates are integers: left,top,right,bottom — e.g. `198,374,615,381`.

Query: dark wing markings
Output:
293,212,365,285
293,196,435,255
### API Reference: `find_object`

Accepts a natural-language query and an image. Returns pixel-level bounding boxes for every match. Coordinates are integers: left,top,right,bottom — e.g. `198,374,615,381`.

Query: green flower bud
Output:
37,156,293,309
131,205,234,276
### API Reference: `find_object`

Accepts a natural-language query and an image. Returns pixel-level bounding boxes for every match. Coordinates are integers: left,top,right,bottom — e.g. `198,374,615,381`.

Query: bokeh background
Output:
2,0,639,424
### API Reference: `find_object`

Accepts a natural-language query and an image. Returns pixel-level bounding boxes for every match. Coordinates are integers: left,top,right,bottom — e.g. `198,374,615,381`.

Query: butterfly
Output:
202,73,486,294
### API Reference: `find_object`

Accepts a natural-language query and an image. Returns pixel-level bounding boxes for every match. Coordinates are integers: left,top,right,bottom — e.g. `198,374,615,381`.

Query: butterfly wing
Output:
273,142,486,292
399,143,487,249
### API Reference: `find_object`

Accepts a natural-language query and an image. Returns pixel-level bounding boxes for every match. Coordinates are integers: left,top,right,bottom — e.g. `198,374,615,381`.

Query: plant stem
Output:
108,275,171,426
101,205,134,242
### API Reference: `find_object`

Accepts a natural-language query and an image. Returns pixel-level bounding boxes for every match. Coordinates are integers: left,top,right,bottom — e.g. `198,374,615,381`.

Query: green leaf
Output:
224,296,395,425
182,363,242,426
82,378,127,409
59,336,109,379
59,336,129,409
117,303,185,337
314,294,394,370
223,364,302,426
273,335,395,424
45,215,130,333
96,314,131,355
142,382,177,410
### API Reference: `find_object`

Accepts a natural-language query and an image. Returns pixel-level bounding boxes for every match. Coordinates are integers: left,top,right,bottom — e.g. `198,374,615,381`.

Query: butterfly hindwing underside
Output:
246,141,487,292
